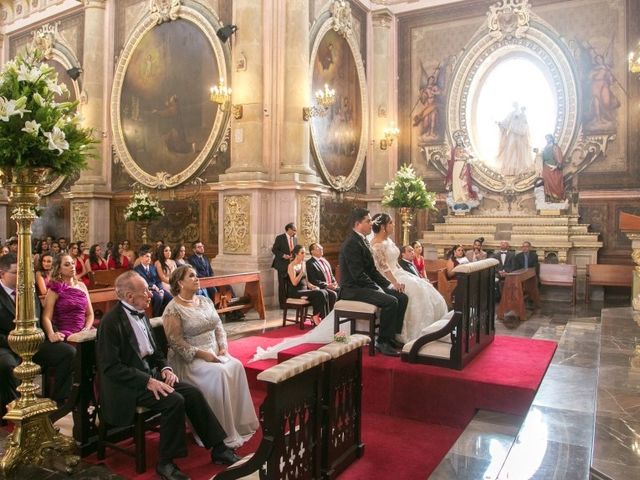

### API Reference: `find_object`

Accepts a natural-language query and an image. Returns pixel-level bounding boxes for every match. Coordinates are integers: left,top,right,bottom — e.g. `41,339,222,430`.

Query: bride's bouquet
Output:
124,190,164,222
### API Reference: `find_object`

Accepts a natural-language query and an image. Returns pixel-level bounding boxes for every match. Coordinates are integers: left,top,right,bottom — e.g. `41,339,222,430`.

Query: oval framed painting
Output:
309,18,368,192
111,5,229,188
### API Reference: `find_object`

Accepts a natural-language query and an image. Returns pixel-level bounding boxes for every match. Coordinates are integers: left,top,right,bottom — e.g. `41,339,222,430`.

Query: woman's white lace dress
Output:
371,239,449,343
163,296,259,448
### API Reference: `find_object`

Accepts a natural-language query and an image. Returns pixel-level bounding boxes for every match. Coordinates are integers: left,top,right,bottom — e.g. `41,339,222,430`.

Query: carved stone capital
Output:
372,10,393,29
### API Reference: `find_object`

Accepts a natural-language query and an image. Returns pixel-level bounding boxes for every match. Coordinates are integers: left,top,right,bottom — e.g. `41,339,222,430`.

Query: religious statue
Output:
496,102,533,176
445,131,480,213
541,134,564,202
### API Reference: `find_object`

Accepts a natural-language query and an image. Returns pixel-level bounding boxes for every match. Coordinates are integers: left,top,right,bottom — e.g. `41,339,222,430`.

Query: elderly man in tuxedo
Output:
271,223,297,309
134,250,172,317
491,241,515,276
306,242,339,311
339,209,408,356
399,245,421,277
0,253,75,415
97,271,240,480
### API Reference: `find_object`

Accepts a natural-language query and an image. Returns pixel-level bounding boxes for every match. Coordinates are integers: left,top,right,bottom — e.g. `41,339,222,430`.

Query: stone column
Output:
627,233,640,310
66,0,111,244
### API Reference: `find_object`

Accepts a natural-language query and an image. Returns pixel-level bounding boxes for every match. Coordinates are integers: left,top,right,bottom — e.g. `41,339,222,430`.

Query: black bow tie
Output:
122,304,145,319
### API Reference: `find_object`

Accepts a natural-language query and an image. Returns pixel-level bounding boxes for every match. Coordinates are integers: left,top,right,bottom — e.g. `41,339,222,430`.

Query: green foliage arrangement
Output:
124,190,165,222
381,164,436,210
0,49,95,175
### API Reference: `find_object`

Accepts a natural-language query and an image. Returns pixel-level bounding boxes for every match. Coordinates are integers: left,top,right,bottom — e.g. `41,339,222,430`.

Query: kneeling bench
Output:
334,300,379,356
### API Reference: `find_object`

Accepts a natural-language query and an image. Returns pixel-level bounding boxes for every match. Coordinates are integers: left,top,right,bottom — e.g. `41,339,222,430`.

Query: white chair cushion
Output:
286,298,310,305
318,334,370,358
419,310,455,338
402,340,451,359
335,300,378,315
257,350,331,384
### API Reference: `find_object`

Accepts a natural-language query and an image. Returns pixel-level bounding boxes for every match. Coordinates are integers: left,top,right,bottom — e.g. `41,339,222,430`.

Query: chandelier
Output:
303,83,336,120
630,41,640,74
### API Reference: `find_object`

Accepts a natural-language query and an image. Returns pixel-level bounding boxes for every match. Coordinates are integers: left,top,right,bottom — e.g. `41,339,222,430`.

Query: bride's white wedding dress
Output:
371,239,448,343
252,238,448,361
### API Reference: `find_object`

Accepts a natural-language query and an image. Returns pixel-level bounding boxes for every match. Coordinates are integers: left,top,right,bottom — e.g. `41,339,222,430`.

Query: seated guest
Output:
35,252,54,296
69,243,91,288
172,244,187,267
305,242,339,311
288,245,331,325
163,266,259,448
491,240,515,276
77,240,89,263
0,253,75,411
514,241,539,272
97,272,240,480
121,239,135,265
134,250,172,317
42,254,95,341
132,244,152,269
87,243,108,274
410,241,428,279
466,237,487,262
445,244,468,279
186,241,216,299
155,244,177,292
399,245,421,277
58,237,68,254
106,244,130,270
50,241,61,257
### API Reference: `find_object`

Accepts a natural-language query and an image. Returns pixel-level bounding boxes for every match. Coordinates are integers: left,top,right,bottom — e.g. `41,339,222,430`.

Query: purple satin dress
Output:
49,281,88,337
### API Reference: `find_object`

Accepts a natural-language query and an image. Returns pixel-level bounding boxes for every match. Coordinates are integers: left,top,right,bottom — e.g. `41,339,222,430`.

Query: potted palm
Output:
382,164,436,245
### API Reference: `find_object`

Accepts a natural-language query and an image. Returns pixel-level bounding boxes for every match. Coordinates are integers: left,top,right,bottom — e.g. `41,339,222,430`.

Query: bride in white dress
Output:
252,214,448,361
163,265,259,448
369,213,448,343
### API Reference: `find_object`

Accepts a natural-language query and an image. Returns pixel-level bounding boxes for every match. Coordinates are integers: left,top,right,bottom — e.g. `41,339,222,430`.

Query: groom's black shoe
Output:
156,462,190,480
375,339,400,357
212,445,242,465
389,338,404,349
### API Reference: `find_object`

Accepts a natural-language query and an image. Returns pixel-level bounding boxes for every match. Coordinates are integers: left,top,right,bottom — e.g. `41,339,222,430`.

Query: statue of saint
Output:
445,133,477,205
496,102,533,176
541,134,564,201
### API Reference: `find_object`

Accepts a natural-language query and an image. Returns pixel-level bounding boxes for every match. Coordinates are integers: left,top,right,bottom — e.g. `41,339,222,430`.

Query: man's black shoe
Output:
389,338,404,349
212,447,242,465
156,462,191,480
375,340,400,357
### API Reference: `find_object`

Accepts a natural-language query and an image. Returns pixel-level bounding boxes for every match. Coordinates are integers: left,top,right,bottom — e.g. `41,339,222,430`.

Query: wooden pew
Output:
424,259,447,286
585,264,634,303
199,272,266,319
539,263,577,305
497,267,540,320
436,269,457,307
91,269,126,289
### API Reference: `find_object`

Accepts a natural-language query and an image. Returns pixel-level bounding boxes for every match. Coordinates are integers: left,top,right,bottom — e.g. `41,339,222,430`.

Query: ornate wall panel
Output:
298,194,320,250
71,201,89,244
319,197,367,262
222,195,250,255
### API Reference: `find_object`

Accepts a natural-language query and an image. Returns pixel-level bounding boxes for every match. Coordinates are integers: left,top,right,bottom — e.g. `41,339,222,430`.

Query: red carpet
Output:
80,327,555,479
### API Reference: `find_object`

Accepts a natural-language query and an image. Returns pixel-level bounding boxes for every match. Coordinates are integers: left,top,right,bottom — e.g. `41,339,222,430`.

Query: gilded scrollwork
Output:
298,194,320,249
223,195,250,254
330,0,352,37
487,0,531,40
71,201,89,243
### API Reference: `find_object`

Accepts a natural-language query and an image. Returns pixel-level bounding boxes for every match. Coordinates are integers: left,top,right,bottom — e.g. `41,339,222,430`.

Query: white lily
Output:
43,126,69,154
17,64,41,83
0,97,31,121
46,79,63,96
21,120,41,135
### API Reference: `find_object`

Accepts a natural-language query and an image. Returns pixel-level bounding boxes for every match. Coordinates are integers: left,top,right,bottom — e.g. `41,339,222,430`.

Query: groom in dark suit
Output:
97,271,239,480
339,208,408,356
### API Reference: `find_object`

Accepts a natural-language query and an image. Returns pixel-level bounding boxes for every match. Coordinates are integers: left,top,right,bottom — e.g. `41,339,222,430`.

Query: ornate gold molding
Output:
223,195,251,254
487,0,531,40
71,201,90,244
330,0,352,37
298,194,320,248
149,0,182,25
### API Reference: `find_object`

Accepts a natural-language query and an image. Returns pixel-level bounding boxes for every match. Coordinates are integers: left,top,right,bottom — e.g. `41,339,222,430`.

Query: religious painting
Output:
412,60,449,145
310,19,368,192
112,6,229,189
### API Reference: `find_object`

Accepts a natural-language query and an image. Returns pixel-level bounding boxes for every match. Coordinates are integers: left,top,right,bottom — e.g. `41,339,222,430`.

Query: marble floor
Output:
1,295,636,479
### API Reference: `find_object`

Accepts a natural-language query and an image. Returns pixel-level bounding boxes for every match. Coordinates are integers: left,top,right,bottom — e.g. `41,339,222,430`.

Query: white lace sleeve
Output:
203,296,227,351
162,302,198,362
371,242,391,273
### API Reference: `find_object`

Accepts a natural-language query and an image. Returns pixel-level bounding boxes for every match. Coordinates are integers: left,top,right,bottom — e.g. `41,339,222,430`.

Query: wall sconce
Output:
629,41,640,75
232,104,243,119
379,126,399,150
303,83,336,121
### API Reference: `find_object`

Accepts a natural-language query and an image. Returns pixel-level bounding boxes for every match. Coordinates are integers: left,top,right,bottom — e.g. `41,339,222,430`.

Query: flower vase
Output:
0,167,78,474
399,207,414,247
139,220,150,246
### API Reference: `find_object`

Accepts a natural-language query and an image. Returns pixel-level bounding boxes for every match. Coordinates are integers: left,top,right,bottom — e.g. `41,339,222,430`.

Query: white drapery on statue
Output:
497,103,533,176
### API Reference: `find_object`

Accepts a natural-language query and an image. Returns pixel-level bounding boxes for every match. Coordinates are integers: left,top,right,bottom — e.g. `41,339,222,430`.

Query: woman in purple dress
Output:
42,254,94,342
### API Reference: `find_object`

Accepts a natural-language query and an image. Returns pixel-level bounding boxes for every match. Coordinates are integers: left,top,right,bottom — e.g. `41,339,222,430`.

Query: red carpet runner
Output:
83,326,556,479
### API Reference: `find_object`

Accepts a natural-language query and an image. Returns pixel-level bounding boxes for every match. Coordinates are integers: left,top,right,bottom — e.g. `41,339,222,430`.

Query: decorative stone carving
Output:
487,0,531,40
71,201,90,243
298,194,320,248
330,0,352,37
31,23,59,59
223,195,251,254
149,0,181,25
372,10,392,29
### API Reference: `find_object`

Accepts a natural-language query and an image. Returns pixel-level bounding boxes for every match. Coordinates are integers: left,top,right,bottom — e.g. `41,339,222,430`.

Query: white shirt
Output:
120,300,154,358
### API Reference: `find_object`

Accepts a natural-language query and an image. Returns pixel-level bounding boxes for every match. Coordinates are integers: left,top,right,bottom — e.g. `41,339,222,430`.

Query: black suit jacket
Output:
186,254,214,278
399,258,420,277
96,303,168,426
339,231,390,291
305,257,336,288
513,251,539,271
491,250,516,272
134,264,163,289
0,287,42,349
271,233,296,274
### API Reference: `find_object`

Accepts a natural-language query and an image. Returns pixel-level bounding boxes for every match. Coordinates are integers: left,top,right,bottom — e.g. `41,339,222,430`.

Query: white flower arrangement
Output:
124,190,165,222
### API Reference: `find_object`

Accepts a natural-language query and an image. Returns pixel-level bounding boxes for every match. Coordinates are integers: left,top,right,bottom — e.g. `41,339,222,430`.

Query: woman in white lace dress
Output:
163,265,259,448
370,213,448,344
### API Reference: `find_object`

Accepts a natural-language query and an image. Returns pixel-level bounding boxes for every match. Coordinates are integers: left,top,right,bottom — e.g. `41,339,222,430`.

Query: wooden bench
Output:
539,263,577,305
199,272,266,319
436,269,457,307
91,269,127,289
585,264,634,303
497,267,540,320
424,259,447,287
